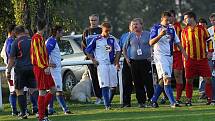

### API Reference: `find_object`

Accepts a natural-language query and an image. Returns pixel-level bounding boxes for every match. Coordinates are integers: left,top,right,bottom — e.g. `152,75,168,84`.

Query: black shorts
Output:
14,69,37,90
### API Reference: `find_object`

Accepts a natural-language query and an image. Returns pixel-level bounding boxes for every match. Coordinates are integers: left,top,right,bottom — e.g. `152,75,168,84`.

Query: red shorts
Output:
184,58,211,79
173,51,183,70
33,66,55,90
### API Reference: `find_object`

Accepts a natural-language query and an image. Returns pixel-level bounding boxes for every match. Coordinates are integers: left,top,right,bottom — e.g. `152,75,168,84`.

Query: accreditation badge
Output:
137,49,142,55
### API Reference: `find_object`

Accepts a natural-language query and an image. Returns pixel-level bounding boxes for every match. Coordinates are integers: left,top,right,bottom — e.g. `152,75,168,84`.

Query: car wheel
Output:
63,71,78,93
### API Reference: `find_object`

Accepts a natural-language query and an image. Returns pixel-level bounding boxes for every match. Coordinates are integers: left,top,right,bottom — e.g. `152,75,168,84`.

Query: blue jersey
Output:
85,35,121,64
5,36,14,63
46,36,61,68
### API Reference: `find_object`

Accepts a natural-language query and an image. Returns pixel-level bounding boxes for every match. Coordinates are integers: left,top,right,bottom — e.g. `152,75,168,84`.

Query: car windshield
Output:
59,36,82,56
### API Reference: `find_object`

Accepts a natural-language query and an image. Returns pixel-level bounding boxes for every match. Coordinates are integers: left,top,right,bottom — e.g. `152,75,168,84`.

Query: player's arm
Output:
46,38,57,68
81,30,87,52
84,39,98,66
6,41,16,80
122,38,131,66
114,39,121,70
149,29,166,46
176,43,188,60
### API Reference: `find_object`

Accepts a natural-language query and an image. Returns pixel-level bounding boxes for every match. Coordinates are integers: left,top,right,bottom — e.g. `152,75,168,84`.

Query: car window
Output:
58,39,74,56
73,37,82,47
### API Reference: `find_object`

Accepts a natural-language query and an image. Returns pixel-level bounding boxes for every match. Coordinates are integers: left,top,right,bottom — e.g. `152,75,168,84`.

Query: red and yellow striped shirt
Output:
31,33,49,68
181,25,213,60
173,22,182,52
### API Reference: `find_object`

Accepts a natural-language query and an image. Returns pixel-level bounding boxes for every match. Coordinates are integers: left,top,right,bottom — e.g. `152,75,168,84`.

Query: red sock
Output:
38,96,45,120
45,92,53,108
205,83,212,100
176,83,183,101
186,82,193,99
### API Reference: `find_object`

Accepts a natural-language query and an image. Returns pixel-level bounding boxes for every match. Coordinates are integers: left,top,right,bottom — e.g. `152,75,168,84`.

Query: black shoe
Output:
64,110,73,114
185,101,192,106
12,111,19,116
138,103,146,108
176,100,182,105
32,108,38,115
171,103,181,108
18,113,28,119
160,98,166,104
121,104,131,108
199,93,207,99
151,102,159,108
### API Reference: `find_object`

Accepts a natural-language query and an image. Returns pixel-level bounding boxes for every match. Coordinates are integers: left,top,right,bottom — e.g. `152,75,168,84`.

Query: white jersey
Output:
150,24,180,56
208,26,215,60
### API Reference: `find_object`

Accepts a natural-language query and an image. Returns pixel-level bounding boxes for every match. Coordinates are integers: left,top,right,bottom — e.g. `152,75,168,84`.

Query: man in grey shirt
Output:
123,18,154,107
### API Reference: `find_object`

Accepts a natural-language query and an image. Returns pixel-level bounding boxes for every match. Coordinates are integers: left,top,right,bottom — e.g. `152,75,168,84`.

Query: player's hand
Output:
126,58,131,67
49,63,56,68
92,59,99,67
115,63,120,71
207,52,212,60
158,28,166,37
44,67,51,75
5,71,11,80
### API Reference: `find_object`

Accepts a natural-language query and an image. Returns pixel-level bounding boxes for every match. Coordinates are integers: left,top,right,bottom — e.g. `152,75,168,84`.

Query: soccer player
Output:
31,20,56,121
181,11,213,106
208,13,215,104
46,25,71,114
6,25,37,119
123,18,154,108
169,10,184,104
85,22,121,110
0,24,19,116
81,14,103,104
149,11,187,108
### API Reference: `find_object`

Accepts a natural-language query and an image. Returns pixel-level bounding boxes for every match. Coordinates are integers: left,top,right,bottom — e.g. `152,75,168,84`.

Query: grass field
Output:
0,91,215,121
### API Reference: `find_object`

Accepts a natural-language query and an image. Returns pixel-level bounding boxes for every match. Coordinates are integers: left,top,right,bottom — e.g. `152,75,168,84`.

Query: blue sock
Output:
164,85,175,105
30,91,38,110
109,88,116,104
48,95,54,113
56,95,68,112
102,87,110,107
151,84,162,103
9,93,17,113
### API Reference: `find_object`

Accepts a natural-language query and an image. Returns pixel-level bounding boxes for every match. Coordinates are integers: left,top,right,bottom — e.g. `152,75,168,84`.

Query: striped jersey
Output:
173,22,182,52
181,25,213,60
30,33,49,68
208,26,215,60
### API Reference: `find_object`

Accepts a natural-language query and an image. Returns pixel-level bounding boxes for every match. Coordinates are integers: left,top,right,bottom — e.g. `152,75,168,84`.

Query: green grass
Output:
0,90,215,121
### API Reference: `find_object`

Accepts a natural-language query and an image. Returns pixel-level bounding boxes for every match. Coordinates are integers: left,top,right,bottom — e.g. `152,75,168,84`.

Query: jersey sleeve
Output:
46,38,56,55
150,25,158,39
85,37,96,54
114,38,121,52
10,40,18,58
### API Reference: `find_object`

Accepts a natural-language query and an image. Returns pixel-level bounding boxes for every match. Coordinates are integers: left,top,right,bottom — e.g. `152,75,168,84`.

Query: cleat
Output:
151,102,159,108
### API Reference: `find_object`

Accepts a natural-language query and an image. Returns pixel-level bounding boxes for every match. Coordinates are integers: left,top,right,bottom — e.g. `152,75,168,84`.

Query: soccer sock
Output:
45,93,53,108
56,94,68,112
109,87,116,104
176,83,183,101
17,95,27,115
185,82,193,99
205,82,212,101
151,84,162,103
102,87,110,107
48,95,54,113
164,85,175,105
30,91,38,111
38,95,45,120
9,93,17,113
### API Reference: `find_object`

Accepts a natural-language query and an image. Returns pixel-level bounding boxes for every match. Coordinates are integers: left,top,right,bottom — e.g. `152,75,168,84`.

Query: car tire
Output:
63,71,78,93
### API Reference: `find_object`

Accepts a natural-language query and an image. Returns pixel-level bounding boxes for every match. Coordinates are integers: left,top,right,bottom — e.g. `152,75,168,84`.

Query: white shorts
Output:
8,67,15,92
154,55,173,80
50,68,63,91
97,64,118,88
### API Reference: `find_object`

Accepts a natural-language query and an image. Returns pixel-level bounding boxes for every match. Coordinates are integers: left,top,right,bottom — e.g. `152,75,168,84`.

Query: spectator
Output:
81,14,103,104
123,18,154,108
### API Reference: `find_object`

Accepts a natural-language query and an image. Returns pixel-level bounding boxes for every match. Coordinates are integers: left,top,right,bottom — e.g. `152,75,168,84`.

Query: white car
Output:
59,34,88,93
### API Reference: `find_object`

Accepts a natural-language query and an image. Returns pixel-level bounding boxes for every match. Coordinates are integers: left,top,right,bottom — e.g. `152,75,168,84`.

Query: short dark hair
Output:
101,22,112,28
89,14,99,20
198,18,207,25
161,11,171,17
169,10,176,17
7,24,16,33
209,13,215,19
37,19,46,31
183,11,197,21
51,25,63,37
131,18,143,25
14,25,25,35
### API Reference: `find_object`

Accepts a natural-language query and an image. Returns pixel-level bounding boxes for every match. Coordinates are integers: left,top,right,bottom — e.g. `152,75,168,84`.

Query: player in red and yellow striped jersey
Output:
181,11,213,106
169,10,184,104
31,20,56,121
